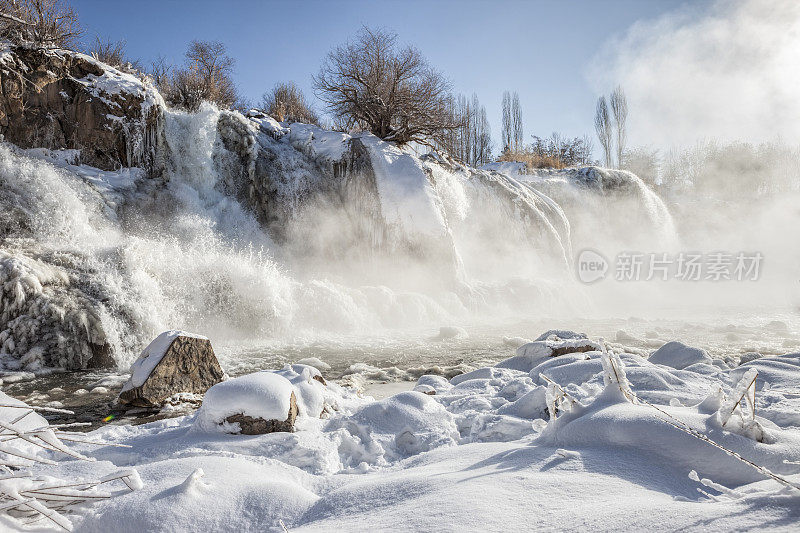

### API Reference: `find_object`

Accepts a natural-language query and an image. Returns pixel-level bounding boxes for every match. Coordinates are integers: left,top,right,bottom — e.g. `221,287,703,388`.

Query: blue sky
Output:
73,0,697,150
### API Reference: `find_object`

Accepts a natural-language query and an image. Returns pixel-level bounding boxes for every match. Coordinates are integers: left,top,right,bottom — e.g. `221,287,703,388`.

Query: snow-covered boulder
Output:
119,331,225,407
195,371,299,434
649,341,712,370
534,329,587,342
496,336,602,372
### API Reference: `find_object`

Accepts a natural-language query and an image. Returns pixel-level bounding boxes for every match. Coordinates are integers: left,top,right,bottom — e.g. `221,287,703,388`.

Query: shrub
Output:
157,40,239,111
261,82,319,125
0,0,81,48
86,36,142,74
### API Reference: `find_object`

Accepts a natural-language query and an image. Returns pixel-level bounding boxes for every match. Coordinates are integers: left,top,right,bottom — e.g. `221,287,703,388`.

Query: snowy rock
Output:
496,337,601,372
118,331,225,407
0,44,163,171
195,371,299,434
649,341,712,370
534,329,587,342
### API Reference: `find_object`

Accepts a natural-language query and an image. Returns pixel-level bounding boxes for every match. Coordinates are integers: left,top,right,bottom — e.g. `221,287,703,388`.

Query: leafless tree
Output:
438,93,493,166
149,55,172,88
87,36,142,73
313,27,459,145
512,91,523,150
0,0,81,48
501,91,512,153
610,85,628,168
595,96,613,167
160,40,239,111
261,81,319,125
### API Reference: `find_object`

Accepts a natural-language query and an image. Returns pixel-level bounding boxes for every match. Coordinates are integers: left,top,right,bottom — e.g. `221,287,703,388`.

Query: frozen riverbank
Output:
6,329,800,531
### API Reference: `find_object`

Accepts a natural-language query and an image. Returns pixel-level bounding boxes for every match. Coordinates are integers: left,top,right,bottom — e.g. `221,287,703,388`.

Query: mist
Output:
591,0,800,148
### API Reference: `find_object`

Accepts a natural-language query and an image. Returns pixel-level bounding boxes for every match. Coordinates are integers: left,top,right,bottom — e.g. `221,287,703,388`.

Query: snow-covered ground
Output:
11,332,799,531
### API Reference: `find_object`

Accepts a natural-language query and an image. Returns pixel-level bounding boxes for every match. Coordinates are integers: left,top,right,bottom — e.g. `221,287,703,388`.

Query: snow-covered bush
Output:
0,391,141,530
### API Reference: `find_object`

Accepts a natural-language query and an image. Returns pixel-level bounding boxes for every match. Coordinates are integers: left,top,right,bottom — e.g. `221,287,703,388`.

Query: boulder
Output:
0,44,163,171
119,331,225,407
225,393,298,434
194,371,299,434
496,336,602,373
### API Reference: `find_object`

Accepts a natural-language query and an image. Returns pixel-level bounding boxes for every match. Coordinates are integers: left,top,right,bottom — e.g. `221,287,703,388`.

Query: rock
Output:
225,392,298,434
496,337,602,373
118,331,225,407
649,341,712,370
194,371,299,434
0,44,163,171
534,329,587,342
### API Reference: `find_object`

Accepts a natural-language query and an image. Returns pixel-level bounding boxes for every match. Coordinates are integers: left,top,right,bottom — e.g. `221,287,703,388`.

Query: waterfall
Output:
0,104,680,371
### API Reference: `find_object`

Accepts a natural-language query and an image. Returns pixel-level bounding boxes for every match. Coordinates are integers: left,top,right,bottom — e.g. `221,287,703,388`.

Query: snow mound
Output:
730,352,800,391
650,341,713,370
538,384,800,487
194,372,294,431
328,391,459,463
274,364,327,418
73,456,318,532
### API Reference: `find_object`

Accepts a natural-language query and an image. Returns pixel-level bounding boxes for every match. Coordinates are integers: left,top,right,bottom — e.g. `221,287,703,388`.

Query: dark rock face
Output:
225,391,298,434
118,335,225,407
0,45,162,171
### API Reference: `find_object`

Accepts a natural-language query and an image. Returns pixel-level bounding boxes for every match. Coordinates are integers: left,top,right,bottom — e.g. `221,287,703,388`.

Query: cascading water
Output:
0,102,726,376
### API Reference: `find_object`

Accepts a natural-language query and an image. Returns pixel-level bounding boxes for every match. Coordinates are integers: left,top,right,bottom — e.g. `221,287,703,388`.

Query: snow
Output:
360,135,450,240
121,330,207,392
650,340,714,369
273,364,327,418
194,371,295,431
15,331,800,531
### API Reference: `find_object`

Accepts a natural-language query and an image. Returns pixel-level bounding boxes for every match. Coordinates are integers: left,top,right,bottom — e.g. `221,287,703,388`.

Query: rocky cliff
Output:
0,42,163,171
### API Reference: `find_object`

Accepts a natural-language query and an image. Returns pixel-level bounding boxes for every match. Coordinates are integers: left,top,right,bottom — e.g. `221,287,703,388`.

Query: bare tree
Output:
160,40,239,111
438,93,493,166
610,85,628,168
0,0,81,48
512,91,523,150
261,82,319,125
473,95,493,166
595,96,613,167
313,27,460,145
501,91,512,154
149,55,172,89
87,36,142,72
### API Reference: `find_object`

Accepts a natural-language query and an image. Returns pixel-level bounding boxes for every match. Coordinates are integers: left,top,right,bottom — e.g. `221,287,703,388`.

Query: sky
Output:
72,0,701,151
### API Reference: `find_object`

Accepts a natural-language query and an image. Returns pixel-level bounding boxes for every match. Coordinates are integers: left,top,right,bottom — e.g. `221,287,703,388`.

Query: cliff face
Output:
0,42,163,171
